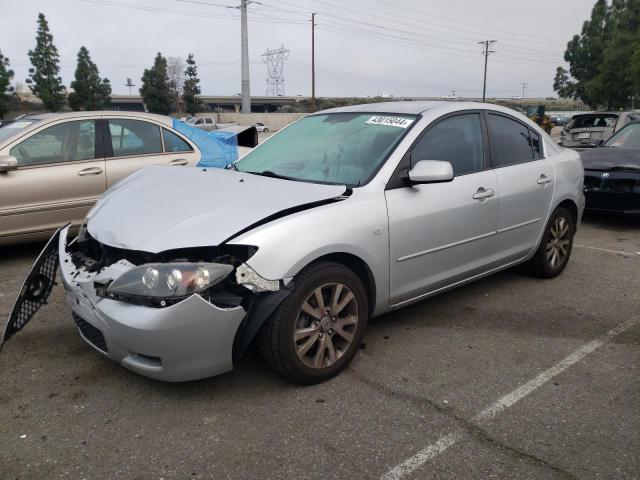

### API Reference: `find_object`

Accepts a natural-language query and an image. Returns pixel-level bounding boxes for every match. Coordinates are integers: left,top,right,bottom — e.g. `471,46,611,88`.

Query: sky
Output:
0,0,596,99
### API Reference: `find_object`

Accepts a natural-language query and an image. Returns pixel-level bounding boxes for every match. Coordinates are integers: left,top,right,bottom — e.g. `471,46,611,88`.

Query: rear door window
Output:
10,120,96,166
108,119,162,157
162,128,192,152
486,114,534,167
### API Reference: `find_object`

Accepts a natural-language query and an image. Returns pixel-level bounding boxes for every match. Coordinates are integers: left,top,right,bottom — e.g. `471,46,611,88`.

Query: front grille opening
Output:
73,313,108,353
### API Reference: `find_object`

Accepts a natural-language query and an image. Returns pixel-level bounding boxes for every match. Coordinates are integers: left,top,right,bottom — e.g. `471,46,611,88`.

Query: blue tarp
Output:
172,119,238,168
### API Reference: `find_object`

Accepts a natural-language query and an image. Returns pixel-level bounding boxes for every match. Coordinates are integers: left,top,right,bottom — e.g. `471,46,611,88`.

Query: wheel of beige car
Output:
258,261,368,384
526,207,575,278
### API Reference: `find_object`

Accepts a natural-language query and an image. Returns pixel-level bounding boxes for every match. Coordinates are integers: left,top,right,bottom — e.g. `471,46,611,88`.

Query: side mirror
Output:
590,139,605,148
0,155,18,173
408,160,454,184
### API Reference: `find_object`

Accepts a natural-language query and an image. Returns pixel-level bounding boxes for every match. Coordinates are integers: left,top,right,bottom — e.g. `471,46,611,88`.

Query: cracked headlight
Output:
107,263,234,300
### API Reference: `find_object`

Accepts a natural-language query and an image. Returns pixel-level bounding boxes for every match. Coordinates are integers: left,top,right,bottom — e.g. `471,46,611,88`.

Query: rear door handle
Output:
169,158,189,166
537,174,552,185
77,167,103,176
473,187,495,201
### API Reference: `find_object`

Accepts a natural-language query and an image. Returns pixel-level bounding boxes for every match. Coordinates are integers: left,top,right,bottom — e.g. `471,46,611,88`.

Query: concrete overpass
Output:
109,94,307,113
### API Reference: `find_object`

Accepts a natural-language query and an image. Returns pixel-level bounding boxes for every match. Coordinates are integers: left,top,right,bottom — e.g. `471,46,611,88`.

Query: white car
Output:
3,102,584,385
254,122,269,133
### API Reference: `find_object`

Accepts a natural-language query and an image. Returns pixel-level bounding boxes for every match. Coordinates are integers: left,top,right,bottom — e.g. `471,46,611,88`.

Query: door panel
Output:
0,119,105,238
494,160,555,261
0,160,106,237
386,170,499,304
484,113,556,261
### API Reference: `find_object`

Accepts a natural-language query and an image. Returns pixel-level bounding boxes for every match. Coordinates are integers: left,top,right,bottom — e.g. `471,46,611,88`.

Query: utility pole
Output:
451,88,456,97
478,40,496,102
240,0,251,113
521,82,527,99
311,12,316,112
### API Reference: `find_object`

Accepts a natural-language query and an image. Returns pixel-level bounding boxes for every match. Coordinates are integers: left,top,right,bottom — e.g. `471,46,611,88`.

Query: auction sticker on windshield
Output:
366,116,414,128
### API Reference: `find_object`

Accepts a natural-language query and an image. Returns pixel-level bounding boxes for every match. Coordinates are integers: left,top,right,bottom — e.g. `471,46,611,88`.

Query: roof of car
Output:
22,111,174,126
318,100,516,115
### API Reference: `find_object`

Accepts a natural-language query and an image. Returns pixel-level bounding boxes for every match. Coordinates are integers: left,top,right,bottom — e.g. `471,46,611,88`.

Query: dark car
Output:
581,122,640,215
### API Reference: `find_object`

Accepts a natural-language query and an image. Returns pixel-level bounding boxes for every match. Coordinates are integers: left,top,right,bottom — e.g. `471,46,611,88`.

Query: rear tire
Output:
258,262,369,384
526,207,575,278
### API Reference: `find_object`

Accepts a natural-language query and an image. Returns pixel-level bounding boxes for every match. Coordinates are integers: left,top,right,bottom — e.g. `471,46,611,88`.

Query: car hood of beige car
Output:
87,165,347,253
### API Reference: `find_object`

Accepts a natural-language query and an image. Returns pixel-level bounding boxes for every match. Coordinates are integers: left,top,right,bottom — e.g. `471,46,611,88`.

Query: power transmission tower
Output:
262,45,290,96
311,12,317,111
521,82,528,99
478,40,496,102
125,78,135,96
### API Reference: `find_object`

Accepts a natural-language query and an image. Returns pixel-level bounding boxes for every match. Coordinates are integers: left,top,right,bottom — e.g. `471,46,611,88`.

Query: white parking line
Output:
574,244,639,257
382,316,640,480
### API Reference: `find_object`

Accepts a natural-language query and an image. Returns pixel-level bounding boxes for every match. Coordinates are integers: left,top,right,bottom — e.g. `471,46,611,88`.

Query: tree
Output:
68,47,111,111
0,50,14,119
598,0,640,109
140,53,172,115
26,13,65,112
556,0,640,109
553,67,575,100
167,56,185,111
631,45,640,105
182,53,202,115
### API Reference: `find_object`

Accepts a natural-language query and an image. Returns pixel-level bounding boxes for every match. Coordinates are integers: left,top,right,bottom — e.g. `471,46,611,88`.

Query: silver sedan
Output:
3,102,584,384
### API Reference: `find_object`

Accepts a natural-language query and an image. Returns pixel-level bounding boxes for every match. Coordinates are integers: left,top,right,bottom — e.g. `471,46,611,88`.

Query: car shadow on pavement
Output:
582,211,640,230
0,240,46,263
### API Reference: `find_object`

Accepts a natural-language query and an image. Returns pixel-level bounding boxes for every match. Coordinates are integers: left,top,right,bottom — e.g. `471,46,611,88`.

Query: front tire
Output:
258,262,369,384
526,207,575,278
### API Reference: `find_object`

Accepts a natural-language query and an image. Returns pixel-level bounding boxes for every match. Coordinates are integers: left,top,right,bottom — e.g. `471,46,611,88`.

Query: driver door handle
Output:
77,167,103,176
169,158,189,166
472,187,495,200
537,174,552,185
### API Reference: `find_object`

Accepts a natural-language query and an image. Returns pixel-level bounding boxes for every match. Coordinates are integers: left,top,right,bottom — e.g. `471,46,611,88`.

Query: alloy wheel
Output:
546,216,571,269
293,282,359,369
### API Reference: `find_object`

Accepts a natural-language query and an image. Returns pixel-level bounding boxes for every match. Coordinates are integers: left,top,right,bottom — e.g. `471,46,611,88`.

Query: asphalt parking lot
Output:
0,213,638,479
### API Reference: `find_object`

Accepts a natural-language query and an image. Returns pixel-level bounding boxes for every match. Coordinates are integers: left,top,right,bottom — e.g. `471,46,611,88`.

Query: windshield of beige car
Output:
0,119,41,143
234,112,417,186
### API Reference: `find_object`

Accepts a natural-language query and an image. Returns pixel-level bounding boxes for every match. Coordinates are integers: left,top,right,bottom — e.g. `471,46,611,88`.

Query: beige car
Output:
0,111,202,245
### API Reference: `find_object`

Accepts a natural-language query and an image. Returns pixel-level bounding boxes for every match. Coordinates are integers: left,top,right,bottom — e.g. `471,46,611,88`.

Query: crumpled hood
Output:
87,166,346,253
580,147,640,171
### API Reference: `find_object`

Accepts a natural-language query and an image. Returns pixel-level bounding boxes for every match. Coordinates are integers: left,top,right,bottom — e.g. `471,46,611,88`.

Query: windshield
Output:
235,112,417,186
0,119,40,143
604,123,640,148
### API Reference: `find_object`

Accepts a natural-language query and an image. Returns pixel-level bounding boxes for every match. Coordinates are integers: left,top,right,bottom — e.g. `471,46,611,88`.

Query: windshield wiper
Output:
244,170,298,181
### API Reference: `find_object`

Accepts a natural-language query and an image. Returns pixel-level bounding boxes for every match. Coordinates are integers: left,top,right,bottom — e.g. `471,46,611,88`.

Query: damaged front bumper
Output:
58,226,247,382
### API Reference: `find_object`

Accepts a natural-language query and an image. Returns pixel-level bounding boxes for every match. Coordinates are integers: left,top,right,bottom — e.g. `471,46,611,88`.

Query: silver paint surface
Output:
87,165,346,252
